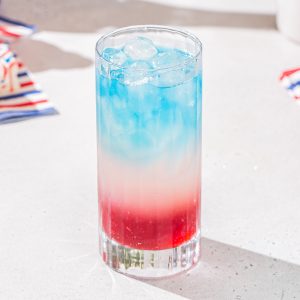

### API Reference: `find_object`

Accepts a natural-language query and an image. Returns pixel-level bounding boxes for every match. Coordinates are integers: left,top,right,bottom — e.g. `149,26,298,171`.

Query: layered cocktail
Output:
96,26,202,278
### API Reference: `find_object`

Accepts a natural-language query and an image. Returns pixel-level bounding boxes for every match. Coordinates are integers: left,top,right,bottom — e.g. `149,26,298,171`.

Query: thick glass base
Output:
100,231,201,279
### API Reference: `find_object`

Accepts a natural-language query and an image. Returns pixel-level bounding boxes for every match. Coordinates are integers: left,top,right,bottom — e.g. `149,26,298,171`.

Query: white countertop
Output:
1,0,300,299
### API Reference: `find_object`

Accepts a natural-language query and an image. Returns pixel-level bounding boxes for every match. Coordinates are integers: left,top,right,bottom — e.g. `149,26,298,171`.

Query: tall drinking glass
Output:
96,26,202,278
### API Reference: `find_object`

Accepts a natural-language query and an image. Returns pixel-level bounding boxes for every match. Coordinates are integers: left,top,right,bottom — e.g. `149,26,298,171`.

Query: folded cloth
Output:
0,16,36,43
280,68,300,100
0,16,56,124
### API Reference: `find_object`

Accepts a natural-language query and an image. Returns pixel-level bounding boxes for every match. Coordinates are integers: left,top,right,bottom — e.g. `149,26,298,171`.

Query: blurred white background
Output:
140,0,276,13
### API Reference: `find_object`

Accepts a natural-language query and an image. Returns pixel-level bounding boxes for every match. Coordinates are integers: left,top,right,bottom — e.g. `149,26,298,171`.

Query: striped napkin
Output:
280,68,300,101
0,16,36,43
0,16,56,124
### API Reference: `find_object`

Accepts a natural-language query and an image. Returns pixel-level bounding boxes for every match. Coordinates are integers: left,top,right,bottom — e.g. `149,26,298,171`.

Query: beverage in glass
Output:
96,26,202,278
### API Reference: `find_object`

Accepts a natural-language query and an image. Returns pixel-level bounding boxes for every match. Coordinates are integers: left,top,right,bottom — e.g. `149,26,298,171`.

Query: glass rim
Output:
96,25,202,72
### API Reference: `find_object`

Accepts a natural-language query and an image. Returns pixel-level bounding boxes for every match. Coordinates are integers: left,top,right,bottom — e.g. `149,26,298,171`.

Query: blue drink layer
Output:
97,37,202,160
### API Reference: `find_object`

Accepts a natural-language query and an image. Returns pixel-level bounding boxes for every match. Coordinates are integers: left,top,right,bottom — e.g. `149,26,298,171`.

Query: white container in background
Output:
277,0,300,43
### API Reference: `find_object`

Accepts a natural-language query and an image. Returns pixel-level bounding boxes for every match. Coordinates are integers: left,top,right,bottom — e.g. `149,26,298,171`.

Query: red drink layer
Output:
100,193,200,250
98,150,201,250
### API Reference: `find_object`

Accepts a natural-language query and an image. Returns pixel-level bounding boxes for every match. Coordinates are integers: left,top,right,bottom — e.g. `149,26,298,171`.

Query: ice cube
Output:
123,61,152,85
145,100,184,150
100,95,136,139
123,37,158,61
152,64,195,88
164,77,197,107
152,48,190,69
151,48,194,87
102,47,128,66
126,82,160,115
152,69,183,87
